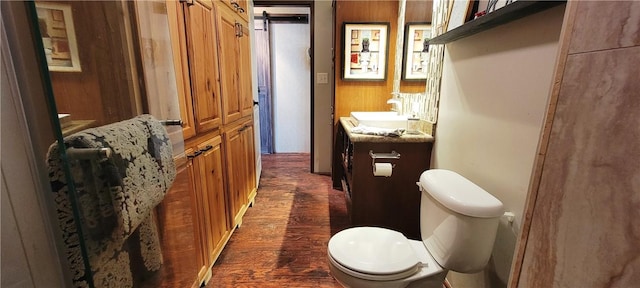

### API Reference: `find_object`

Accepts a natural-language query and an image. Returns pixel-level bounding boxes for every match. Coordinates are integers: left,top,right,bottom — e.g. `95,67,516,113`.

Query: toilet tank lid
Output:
419,169,504,218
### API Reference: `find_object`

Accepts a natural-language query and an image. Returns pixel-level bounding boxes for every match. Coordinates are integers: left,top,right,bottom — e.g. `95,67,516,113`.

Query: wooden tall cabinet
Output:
166,0,256,286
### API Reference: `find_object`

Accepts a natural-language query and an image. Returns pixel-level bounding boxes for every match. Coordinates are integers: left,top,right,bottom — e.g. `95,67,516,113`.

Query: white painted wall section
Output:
431,5,565,287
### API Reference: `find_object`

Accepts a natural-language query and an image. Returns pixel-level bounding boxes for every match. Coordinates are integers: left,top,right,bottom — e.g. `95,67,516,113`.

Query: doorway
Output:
254,6,311,154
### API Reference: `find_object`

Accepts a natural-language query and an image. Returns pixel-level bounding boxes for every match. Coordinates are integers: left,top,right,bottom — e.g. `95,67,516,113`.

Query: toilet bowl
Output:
327,169,504,288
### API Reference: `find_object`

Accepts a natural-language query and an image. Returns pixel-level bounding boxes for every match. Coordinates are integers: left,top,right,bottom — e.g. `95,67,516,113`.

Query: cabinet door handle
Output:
234,22,242,37
187,150,203,159
160,119,183,126
200,145,213,152
179,0,194,6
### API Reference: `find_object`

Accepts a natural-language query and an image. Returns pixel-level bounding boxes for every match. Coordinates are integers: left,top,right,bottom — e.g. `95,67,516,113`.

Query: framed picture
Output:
35,2,82,72
342,22,389,81
402,23,431,81
447,0,476,32
486,0,512,13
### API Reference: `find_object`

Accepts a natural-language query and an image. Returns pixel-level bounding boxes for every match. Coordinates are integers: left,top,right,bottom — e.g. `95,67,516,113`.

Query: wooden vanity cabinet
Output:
333,121,433,240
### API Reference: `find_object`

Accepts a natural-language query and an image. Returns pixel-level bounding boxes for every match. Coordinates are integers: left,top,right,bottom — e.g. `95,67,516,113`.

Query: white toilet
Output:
328,169,504,288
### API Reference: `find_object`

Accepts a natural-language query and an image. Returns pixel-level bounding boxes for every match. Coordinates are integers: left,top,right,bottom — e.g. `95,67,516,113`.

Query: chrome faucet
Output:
387,98,402,115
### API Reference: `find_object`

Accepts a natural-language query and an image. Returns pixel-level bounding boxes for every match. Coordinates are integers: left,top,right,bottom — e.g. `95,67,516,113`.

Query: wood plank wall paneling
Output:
334,0,432,124
49,1,139,126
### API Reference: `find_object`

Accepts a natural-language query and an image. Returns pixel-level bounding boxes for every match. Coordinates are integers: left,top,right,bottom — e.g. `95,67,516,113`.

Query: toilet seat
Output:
328,227,421,281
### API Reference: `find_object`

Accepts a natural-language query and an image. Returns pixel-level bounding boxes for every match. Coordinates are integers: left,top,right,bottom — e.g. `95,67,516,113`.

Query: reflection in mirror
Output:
392,0,443,135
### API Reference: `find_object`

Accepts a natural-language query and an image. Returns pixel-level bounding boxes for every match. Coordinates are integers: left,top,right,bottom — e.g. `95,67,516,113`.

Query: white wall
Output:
432,5,565,287
270,8,311,153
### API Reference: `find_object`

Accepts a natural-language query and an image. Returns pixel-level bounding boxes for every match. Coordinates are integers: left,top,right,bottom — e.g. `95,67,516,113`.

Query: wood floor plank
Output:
207,153,349,287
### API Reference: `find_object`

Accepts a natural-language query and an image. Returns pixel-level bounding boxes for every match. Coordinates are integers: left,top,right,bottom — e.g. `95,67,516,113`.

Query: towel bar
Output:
369,150,401,160
66,147,112,160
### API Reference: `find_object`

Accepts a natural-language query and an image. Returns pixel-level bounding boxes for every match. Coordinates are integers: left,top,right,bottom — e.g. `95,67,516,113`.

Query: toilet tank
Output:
418,169,504,273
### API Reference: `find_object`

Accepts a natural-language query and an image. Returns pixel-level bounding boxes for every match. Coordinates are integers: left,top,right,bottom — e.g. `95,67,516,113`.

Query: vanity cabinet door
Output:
239,23,253,118
217,4,242,125
217,0,249,22
168,0,223,137
224,121,246,226
216,3,252,125
183,147,209,283
223,118,256,228
183,0,223,133
196,135,230,265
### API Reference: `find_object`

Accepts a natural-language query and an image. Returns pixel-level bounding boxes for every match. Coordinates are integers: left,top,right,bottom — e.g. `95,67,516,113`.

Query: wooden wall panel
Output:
334,0,432,123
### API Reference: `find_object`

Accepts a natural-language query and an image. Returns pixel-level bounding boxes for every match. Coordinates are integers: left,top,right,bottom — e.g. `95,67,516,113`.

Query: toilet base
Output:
329,256,448,288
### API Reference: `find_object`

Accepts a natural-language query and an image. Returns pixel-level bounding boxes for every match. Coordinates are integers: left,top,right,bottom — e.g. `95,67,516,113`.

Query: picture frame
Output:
35,2,82,72
402,23,431,81
446,0,476,32
486,0,513,14
342,22,389,81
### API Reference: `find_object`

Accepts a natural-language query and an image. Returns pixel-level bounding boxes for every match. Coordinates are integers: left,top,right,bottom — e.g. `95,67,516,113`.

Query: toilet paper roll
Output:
373,163,393,177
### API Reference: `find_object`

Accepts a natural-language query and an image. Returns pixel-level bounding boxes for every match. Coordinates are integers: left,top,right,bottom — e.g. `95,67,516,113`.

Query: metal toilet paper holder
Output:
369,150,400,168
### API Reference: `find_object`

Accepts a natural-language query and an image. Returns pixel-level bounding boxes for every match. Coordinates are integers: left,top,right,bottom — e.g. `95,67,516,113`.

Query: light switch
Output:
317,72,328,84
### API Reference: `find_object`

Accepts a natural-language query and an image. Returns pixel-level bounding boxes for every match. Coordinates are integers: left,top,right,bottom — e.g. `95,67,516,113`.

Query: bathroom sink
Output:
350,111,407,129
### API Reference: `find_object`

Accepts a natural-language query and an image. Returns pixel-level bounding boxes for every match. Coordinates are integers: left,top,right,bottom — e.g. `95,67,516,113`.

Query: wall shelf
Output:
429,0,566,44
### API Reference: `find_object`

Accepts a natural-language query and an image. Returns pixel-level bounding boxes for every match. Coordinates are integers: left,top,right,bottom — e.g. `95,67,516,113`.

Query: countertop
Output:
340,117,434,143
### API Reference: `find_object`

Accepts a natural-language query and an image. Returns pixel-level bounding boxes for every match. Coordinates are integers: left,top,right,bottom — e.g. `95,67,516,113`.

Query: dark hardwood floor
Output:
206,153,350,287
